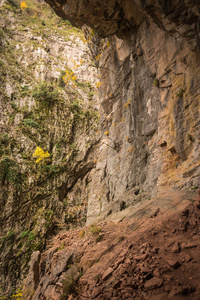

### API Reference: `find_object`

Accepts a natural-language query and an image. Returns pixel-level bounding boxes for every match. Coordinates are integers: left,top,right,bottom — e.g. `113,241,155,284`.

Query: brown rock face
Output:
45,0,200,46
45,0,200,223
44,0,145,38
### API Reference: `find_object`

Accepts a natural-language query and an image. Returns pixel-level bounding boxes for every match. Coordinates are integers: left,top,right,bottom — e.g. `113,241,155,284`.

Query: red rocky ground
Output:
24,191,200,300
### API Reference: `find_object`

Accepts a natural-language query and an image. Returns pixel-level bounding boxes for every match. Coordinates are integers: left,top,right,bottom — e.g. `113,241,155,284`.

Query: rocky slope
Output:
23,190,200,299
0,0,99,297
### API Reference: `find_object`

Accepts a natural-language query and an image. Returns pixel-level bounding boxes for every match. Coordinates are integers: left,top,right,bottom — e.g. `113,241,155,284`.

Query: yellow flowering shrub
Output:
95,81,103,88
63,70,77,86
3,286,23,300
95,54,101,61
20,1,27,9
32,147,50,164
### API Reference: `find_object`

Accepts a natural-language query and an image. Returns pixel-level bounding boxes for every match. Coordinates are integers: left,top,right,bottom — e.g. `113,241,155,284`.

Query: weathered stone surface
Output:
50,0,200,225
23,251,41,298
144,277,163,290
52,250,74,276
102,267,113,281
45,0,200,49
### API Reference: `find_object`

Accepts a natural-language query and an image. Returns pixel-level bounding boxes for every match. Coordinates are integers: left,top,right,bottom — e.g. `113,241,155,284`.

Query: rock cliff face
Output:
1,0,200,298
45,0,200,224
0,0,99,296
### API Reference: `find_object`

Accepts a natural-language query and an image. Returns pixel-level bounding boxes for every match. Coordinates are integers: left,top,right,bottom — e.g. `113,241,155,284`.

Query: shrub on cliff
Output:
32,82,60,107
0,156,22,186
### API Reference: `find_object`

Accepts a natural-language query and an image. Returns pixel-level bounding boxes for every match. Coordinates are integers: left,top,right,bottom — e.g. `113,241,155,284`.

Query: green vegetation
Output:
96,234,104,243
60,274,75,299
23,118,39,128
70,100,82,113
0,230,15,251
176,88,184,98
0,0,99,297
20,85,30,97
187,133,193,142
0,60,5,67
0,157,22,186
153,78,159,88
32,82,60,107
89,224,101,235
17,209,55,256
6,0,19,9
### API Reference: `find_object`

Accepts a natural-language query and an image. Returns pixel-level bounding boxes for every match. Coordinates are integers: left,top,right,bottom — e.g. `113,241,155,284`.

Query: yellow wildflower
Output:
20,1,27,9
96,81,103,88
33,147,50,164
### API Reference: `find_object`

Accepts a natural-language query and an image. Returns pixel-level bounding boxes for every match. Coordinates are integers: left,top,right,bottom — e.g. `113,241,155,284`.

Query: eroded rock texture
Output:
45,0,200,223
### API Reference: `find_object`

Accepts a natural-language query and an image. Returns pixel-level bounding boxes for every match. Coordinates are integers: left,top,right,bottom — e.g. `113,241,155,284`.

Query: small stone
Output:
185,242,198,249
102,267,113,281
184,253,192,262
92,286,102,298
118,266,127,276
80,292,91,299
166,259,181,269
140,266,152,274
113,280,122,289
104,288,113,298
114,258,124,268
119,287,133,293
171,242,180,253
168,286,182,298
181,242,187,248
161,265,172,274
125,258,132,265
153,268,160,277
134,254,148,261
144,277,163,290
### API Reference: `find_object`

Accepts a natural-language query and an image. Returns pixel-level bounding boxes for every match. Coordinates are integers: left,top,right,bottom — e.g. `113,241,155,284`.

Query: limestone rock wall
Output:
45,0,200,223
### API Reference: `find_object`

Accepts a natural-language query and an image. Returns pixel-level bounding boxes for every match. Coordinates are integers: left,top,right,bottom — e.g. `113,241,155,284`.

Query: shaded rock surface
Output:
45,0,200,224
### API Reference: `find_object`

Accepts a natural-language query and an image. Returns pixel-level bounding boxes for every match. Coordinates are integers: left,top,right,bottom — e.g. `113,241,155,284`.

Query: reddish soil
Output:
48,191,200,300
